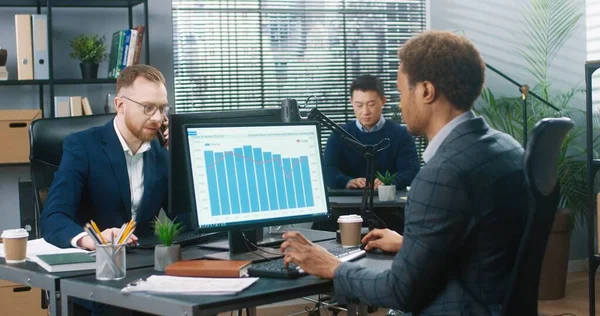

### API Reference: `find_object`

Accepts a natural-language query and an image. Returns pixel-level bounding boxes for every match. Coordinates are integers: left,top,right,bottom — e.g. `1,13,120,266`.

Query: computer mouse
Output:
359,243,396,256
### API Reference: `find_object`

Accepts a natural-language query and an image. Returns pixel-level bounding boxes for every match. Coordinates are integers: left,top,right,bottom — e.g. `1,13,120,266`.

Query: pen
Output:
119,222,136,245
90,220,106,244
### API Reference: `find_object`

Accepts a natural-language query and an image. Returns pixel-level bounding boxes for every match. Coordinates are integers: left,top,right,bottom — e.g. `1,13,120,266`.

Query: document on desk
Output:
121,275,259,295
0,238,90,259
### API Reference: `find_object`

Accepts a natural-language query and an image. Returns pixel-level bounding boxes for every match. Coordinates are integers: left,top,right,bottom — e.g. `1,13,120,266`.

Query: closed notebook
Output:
34,253,95,273
165,260,251,278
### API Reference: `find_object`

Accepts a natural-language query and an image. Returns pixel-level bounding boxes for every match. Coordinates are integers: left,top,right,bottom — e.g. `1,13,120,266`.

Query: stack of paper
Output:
0,238,91,270
121,275,259,295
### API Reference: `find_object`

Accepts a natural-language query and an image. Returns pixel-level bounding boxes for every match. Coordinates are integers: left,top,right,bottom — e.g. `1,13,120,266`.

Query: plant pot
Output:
154,244,182,271
79,62,99,79
538,208,570,300
378,185,396,201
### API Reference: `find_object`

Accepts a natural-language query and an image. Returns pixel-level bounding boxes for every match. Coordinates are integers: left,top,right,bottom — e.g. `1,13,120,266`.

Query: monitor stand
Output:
203,229,283,262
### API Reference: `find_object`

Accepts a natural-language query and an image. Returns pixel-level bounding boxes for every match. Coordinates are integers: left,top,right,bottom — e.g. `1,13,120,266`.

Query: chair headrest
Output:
29,114,115,167
524,117,574,196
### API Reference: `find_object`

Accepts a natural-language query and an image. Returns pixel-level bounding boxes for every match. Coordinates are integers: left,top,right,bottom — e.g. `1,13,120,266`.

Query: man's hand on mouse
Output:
280,231,341,279
361,228,403,253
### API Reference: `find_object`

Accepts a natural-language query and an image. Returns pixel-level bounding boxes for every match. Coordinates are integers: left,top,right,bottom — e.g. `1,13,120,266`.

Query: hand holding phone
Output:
156,125,167,147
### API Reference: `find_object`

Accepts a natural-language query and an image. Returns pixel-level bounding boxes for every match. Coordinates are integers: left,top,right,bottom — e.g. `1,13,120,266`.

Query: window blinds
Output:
172,0,427,156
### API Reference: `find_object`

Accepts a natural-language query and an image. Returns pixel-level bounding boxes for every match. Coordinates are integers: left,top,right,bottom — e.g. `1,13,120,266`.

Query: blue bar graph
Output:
264,152,279,210
273,154,288,209
203,151,221,216
300,156,314,207
282,158,297,208
214,152,230,215
234,148,250,213
224,152,240,214
244,146,260,212
205,146,314,216
292,158,305,208
253,148,269,211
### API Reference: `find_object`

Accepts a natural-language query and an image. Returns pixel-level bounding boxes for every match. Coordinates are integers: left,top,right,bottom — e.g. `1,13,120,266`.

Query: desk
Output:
59,240,395,316
0,246,211,316
328,190,407,209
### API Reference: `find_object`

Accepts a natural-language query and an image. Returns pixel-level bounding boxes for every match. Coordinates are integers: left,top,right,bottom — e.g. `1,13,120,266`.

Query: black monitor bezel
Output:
182,121,330,233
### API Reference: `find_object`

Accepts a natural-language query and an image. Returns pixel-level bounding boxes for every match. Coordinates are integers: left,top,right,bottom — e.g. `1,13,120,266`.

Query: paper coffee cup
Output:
1,228,28,263
338,215,363,247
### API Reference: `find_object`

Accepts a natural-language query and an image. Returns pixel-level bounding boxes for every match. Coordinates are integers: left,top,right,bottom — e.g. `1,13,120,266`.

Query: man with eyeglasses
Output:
41,64,170,252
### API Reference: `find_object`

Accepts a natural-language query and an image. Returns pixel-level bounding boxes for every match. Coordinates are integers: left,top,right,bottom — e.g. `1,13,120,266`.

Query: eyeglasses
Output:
121,96,171,116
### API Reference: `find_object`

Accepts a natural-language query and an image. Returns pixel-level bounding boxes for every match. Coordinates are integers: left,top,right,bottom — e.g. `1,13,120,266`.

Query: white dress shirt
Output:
70,119,151,247
422,110,475,163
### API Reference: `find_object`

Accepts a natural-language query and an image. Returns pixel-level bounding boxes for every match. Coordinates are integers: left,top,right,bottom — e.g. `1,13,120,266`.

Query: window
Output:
172,0,427,158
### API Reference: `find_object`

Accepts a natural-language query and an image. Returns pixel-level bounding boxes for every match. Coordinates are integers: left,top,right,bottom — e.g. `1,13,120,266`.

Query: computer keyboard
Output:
327,188,365,197
134,231,224,249
247,246,366,279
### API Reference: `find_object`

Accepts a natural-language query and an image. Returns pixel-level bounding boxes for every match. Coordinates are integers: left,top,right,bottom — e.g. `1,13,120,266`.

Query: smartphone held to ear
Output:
156,125,167,147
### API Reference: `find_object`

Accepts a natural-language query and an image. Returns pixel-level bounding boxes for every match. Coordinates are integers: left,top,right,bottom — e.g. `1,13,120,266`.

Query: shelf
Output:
53,78,116,85
0,162,30,167
0,0,144,8
0,79,48,86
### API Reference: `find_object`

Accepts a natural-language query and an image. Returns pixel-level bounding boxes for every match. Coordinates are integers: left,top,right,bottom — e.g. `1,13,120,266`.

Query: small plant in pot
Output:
152,216,183,271
376,171,397,201
69,34,107,79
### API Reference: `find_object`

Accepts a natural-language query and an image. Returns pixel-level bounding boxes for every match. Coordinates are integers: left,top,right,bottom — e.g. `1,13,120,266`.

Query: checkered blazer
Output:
333,116,530,315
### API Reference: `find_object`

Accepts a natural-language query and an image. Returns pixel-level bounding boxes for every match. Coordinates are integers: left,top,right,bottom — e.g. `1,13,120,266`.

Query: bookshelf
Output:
0,0,149,118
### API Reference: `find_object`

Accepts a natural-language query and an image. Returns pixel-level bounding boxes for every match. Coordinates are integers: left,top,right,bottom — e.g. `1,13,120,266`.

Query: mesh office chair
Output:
28,114,115,238
502,117,574,315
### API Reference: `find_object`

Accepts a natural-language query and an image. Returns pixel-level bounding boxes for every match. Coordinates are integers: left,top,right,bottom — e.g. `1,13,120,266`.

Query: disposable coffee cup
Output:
338,215,363,247
1,228,28,263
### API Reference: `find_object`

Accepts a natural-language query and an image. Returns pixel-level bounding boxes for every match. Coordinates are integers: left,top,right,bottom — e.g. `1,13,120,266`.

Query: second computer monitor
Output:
183,121,329,232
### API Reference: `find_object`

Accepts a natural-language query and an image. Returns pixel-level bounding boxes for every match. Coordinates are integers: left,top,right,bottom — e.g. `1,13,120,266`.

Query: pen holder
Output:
96,243,126,281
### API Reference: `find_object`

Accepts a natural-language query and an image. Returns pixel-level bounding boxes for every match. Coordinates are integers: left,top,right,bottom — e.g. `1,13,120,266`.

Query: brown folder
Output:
15,14,34,80
165,260,251,278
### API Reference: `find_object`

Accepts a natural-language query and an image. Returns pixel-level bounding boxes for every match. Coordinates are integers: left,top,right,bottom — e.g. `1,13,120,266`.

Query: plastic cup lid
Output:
338,214,363,223
1,228,29,239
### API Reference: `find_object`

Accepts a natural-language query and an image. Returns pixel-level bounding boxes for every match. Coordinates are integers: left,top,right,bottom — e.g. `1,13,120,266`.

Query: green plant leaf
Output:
152,216,183,246
69,34,108,64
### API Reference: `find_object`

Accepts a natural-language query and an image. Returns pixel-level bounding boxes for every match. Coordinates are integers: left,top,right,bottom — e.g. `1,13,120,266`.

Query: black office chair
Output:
28,114,115,239
502,117,574,315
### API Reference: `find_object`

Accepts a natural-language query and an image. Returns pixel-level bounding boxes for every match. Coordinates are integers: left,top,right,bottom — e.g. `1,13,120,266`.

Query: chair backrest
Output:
28,114,115,236
502,117,574,315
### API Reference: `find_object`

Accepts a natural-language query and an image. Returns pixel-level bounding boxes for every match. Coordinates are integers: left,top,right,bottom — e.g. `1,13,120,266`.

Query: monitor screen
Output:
183,122,329,231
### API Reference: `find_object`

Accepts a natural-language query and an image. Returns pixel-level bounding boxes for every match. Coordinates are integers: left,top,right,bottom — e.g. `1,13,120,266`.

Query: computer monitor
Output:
182,121,329,261
169,109,283,226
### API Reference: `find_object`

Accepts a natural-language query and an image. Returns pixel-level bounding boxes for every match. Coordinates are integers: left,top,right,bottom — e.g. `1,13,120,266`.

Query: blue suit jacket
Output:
333,117,529,315
41,119,169,248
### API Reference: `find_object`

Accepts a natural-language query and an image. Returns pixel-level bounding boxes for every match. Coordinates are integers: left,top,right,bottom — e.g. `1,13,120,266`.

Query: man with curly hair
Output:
280,30,529,315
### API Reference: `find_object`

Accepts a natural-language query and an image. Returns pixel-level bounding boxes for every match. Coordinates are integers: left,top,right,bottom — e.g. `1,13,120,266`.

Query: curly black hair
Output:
399,31,485,111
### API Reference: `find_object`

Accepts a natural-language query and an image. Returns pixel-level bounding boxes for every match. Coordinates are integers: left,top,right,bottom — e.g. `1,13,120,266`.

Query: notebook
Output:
34,253,96,273
165,260,251,278
121,275,259,295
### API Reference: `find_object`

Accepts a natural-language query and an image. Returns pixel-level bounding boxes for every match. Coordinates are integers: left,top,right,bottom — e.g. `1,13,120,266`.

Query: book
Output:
34,253,95,273
121,275,259,295
165,259,251,278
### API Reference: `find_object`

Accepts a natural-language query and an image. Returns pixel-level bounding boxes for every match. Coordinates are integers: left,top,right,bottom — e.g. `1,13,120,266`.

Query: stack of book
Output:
107,25,145,79
0,66,7,80
54,96,93,117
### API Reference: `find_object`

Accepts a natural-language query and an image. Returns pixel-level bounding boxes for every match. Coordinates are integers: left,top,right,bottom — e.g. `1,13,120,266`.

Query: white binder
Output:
32,14,48,80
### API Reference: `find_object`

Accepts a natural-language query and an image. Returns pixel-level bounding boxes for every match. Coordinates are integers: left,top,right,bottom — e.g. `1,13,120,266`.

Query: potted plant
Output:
475,0,589,300
69,34,107,79
376,170,397,201
152,216,183,271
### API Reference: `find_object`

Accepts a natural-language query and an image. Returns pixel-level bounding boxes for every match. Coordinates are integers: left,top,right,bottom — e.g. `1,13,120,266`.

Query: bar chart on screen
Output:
186,125,327,227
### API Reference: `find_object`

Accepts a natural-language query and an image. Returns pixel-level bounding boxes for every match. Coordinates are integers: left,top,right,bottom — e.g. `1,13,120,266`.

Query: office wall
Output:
0,0,173,232
431,0,588,261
